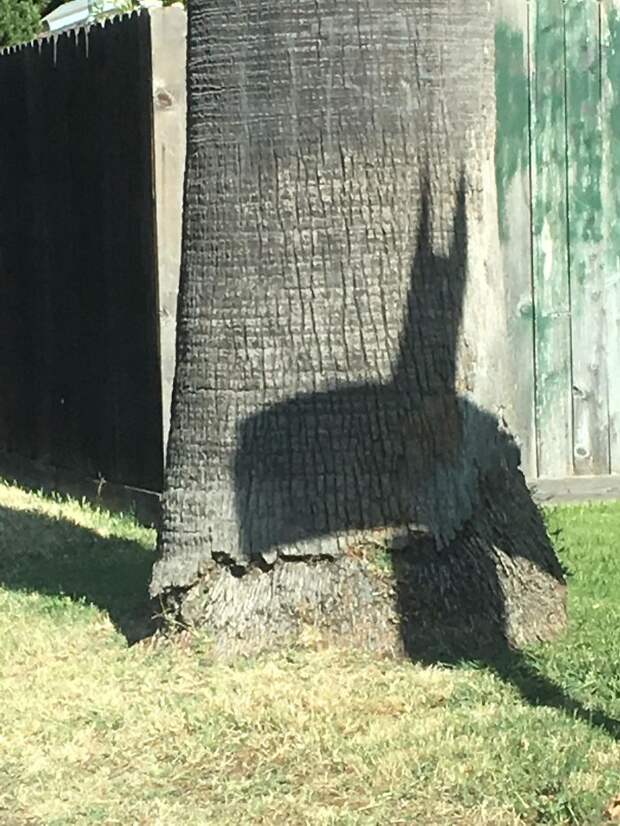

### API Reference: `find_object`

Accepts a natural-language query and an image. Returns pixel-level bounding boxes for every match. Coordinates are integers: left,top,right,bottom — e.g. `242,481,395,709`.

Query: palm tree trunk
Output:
151,0,567,656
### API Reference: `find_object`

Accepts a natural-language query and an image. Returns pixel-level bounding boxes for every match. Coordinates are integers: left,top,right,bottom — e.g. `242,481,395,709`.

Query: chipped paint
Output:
530,0,572,477
495,5,537,478
602,1,620,471
566,0,608,475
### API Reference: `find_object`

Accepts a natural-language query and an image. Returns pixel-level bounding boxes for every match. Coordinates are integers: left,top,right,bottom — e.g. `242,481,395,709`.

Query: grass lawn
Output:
0,481,619,825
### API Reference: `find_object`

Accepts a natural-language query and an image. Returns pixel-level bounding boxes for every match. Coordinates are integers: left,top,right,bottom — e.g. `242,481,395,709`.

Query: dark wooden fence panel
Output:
0,13,163,493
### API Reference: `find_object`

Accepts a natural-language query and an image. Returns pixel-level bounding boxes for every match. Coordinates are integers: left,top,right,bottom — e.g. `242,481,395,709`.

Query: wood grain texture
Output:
150,7,187,460
529,0,573,477
565,0,609,475
495,0,537,478
601,0,620,473
0,14,163,492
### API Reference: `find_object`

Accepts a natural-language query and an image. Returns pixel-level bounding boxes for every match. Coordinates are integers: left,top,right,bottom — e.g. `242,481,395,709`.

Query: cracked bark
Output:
150,0,567,656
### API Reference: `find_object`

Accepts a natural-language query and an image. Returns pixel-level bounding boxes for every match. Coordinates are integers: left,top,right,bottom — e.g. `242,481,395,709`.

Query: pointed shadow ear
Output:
449,170,468,271
415,175,432,259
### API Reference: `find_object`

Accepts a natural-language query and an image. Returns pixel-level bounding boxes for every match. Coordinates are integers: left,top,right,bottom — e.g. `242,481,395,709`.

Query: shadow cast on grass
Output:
387,525,620,741
1,179,617,740
232,174,620,742
0,503,157,644
490,649,620,740
0,504,618,741
399,588,620,741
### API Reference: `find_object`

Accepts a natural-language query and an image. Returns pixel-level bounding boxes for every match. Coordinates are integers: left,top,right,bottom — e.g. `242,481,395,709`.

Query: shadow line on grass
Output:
0,500,618,740
490,650,620,740
1,173,617,739
0,503,157,644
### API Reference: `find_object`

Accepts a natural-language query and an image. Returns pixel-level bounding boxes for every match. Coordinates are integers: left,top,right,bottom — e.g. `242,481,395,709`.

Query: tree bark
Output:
151,0,567,656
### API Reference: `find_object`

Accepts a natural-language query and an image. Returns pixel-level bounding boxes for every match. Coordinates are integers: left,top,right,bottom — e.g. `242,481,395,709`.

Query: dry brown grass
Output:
0,481,619,824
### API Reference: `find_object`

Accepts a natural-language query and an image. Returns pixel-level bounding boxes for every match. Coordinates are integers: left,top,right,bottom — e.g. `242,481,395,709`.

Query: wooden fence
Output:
2,2,619,516
0,8,186,518
497,0,620,494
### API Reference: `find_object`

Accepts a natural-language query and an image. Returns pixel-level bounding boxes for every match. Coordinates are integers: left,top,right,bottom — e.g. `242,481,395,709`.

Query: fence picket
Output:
495,0,537,478
601,0,620,473
566,0,609,475
530,0,573,477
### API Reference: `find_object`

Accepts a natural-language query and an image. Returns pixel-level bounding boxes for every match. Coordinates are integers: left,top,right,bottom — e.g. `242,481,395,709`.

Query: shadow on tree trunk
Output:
229,174,620,740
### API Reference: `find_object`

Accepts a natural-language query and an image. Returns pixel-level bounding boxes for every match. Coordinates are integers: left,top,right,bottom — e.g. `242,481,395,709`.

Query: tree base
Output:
155,470,567,660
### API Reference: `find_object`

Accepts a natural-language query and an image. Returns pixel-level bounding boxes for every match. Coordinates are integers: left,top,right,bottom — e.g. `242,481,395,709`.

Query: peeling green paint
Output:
495,7,537,478
565,0,608,475
605,8,620,144
602,2,620,472
495,23,529,243
496,0,620,479
565,3,602,249
530,0,572,477
603,6,620,256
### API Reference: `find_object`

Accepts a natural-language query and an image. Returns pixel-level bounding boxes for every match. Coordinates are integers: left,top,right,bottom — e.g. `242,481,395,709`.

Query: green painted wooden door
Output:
497,0,620,480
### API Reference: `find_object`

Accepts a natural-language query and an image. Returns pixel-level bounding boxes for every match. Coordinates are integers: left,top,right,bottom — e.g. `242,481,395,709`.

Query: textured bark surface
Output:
151,0,567,655
160,463,566,659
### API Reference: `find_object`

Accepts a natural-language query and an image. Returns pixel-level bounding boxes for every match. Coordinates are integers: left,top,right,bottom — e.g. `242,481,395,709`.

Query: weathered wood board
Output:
601,0,620,474
529,0,573,478
497,0,620,483
150,6,187,459
565,0,609,475
495,0,537,479
0,12,166,494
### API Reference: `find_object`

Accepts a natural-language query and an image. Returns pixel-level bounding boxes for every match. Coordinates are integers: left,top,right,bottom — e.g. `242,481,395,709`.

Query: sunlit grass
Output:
0,480,618,824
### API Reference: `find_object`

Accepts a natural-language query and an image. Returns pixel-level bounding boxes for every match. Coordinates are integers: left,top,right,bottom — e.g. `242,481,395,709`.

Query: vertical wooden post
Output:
149,6,187,464
601,0,620,474
565,0,609,476
529,0,573,478
495,0,537,479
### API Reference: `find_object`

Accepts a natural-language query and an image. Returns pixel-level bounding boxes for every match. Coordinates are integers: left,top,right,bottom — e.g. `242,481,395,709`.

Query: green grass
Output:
0,481,619,825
